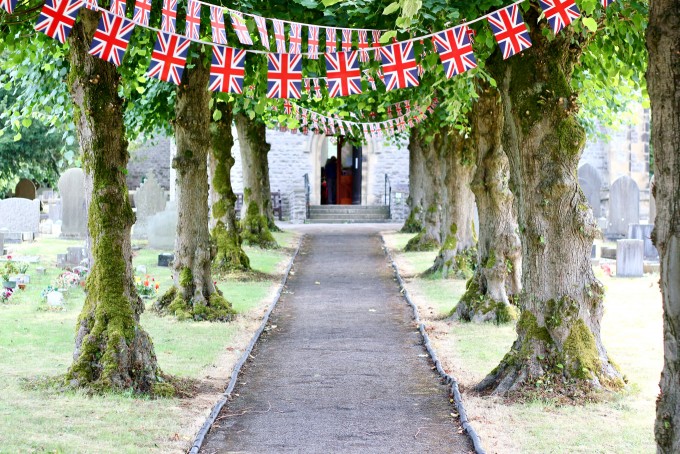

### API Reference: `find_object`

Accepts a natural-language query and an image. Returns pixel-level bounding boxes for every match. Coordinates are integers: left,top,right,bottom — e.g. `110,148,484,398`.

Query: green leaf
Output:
380,30,397,43
321,0,343,5
383,2,400,15
213,109,222,121
21,118,32,128
582,17,598,33
13,132,21,141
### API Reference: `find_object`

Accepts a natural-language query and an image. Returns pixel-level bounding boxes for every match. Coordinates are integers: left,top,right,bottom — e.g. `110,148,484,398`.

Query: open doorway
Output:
321,137,362,205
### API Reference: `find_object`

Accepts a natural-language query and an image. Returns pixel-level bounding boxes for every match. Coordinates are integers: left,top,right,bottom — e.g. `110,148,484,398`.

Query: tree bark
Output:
235,113,278,248
155,47,233,322
647,0,680,450
210,101,250,272
451,85,521,324
401,132,426,233
477,10,622,394
65,10,163,394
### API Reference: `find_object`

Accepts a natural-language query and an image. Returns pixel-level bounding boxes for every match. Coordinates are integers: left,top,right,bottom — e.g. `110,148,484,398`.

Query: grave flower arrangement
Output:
2,261,18,284
1,287,13,303
135,275,159,298
56,271,80,290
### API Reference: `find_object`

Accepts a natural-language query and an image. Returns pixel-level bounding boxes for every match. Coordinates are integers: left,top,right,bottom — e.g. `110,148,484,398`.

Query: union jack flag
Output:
539,0,581,35
231,11,253,45
89,11,135,66
304,78,311,94
185,0,201,40
289,23,302,54
325,27,336,53
210,6,227,44
133,0,151,26
366,72,376,90
338,120,345,135
273,19,286,53
283,100,293,115
313,78,322,98
1,0,17,14
301,108,308,125
161,0,177,34
357,30,369,62
311,112,319,130
325,51,362,98
602,0,615,7
404,100,411,113
83,0,97,11
254,15,269,49
381,41,419,91
307,25,319,59
147,32,190,85
341,29,352,52
432,25,477,78
35,0,83,44
110,0,125,15
387,105,392,118
487,4,532,60
266,53,302,99
372,30,382,61
396,103,402,116
209,46,246,94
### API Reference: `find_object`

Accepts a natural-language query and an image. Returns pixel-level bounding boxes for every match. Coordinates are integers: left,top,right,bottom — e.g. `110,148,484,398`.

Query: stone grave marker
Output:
578,164,602,218
607,175,640,238
148,201,177,250
132,173,167,239
58,168,88,239
628,224,658,259
47,291,64,307
0,198,41,236
0,232,3,255
15,179,36,200
67,246,87,266
158,253,174,267
616,239,644,277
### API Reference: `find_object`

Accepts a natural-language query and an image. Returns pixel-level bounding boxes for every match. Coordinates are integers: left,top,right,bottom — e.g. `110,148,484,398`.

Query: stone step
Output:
306,218,394,224
309,206,389,215
308,213,390,221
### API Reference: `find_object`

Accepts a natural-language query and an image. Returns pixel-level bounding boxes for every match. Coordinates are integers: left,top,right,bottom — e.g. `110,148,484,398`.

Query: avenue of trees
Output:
0,0,678,450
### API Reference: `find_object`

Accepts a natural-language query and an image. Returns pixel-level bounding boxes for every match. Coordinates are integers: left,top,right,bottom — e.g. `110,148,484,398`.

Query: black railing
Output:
384,174,392,220
303,173,311,220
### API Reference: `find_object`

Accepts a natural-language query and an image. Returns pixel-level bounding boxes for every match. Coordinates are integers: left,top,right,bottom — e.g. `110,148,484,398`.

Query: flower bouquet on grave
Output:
56,271,80,290
1,287,13,303
2,261,18,289
135,275,159,299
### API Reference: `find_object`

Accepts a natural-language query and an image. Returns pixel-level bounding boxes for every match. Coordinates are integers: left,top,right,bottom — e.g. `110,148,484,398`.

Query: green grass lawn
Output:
0,231,298,453
383,230,661,454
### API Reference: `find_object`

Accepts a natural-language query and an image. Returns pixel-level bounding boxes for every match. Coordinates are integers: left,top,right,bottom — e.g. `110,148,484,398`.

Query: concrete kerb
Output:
188,235,304,454
380,236,487,454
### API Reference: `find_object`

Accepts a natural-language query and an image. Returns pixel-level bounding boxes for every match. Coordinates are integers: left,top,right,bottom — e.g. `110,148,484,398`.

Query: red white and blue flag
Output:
1,0,17,14
133,0,151,26
83,0,97,11
110,0,125,16
312,78,322,98
325,27,336,53
357,30,369,62
372,30,382,61
381,41,420,91
539,0,581,35
267,53,302,99
209,46,246,94
185,0,201,40
210,6,227,44
89,11,135,66
35,0,83,44
283,100,293,115
289,23,302,54
487,4,532,60
307,25,319,59
231,11,253,45
432,25,477,78
254,15,269,49
273,19,286,53
161,0,177,34
147,32,190,85
341,28,352,52
325,51,362,98
602,0,615,7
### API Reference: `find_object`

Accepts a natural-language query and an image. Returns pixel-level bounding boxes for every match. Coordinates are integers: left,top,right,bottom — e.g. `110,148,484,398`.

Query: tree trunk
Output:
235,113,278,248
65,10,164,394
451,85,521,324
647,0,680,450
210,100,250,272
401,132,426,233
477,10,622,394
155,47,233,322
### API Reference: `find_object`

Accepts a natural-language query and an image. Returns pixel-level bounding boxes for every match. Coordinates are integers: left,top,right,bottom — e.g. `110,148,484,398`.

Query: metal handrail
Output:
303,173,311,220
384,174,392,220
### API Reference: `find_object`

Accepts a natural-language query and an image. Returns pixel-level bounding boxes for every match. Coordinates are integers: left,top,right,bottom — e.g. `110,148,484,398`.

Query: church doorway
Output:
320,137,362,205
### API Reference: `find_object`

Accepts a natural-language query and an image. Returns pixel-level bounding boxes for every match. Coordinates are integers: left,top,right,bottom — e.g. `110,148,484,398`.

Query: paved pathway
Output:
202,225,471,453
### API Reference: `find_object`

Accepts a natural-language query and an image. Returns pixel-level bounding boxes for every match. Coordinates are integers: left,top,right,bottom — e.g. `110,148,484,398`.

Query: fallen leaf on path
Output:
315,281,320,285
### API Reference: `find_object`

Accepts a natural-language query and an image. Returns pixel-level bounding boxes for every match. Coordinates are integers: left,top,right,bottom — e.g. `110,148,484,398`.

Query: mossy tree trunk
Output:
65,9,161,393
477,12,621,394
210,100,250,273
401,132,426,233
234,113,278,248
156,46,233,322
451,85,521,324
647,0,680,450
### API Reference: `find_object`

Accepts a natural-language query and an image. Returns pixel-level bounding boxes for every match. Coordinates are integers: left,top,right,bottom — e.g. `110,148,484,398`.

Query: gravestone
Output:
58,168,88,239
46,291,64,308
616,239,644,277
0,232,4,255
67,246,87,266
649,175,656,224
607,176,640,238
15,179,36,200
628,224,658,260
158,253,174,267
48,199,62,222
132,174,167,239
147,201,177,250
578,164,602,217
0,198,41,235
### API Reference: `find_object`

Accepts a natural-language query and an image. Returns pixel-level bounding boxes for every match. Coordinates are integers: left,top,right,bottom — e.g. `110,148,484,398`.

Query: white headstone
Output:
15,179,36,200
616,239,644,277
628,224,658,260
0,198,41,234
58,168,88,239
47,291,65,307
132,174,167,239
607,176,640,238
147,201,177,250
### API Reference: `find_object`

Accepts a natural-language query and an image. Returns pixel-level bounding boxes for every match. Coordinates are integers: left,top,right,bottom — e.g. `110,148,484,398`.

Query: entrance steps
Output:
307,205,391,223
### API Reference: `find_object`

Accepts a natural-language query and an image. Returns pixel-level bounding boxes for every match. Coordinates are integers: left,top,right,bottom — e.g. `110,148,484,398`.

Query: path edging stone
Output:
188,236,304,454
380,235,487,454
